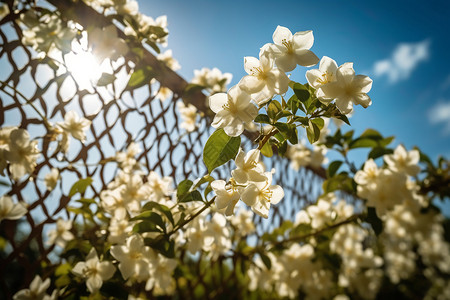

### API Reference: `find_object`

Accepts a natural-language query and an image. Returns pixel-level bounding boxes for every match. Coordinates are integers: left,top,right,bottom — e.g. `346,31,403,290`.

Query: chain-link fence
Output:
0,0,327,297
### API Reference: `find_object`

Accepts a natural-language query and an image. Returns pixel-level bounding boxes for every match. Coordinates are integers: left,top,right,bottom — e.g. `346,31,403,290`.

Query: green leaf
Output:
306,121,320,144
96,72,116,86
368,147,393,159
349,138,379,149
142,202,174,225
130,211,166,232
177,179,193,199
334,113,350,126
327,160,343,178
288,125,298,145
360,129,383,140
55,263,72,276
69,177,93,197
322,173,354,193
287,94,301,114
203,128,241,173
254,114,271,124
292,83,310,102
277,140,288,157
147,236,175,258
128,66,154,89
260,142,273,157
293,116,309,126
267,100,282,120
366,207,383,235
179,190,203,203
311,117,325,130
259,252,272,270
274,122,289,137
193,174,215,189
276,110,292,120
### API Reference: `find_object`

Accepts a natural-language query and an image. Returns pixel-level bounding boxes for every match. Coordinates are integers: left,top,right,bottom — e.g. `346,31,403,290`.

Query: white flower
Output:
211,180,240,216
155,86,173,102
203,213,232,259
384,144,420,176
0,195,27,222
44,168,60,191
145,171,174,205
240,172,284,218
266,26,319,72
5,129,40,180
231,148,266,184
88,25,129,63
286,143,311,171
58,111,91,142
306,56,338,88
145,255,177,295
306,199,332,229
72,248,116,293
185,218,208,254
110,234,155,282
209,85,258,137
192,67,232,93
13,275,52,300
309,145,328,168
47,218,74,248
108,216,133,244
316,62,373,114
177,101,198,132
116,142,142,172
157,49,180,71
354,159,380,187
230,209,256,236
239,53,290,105
20,13,76,54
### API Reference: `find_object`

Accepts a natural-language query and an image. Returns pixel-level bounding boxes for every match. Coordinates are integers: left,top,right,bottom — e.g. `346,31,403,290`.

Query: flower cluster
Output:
191,67,232,94
306,56,373,114
0,127,40,180
212,148,284,218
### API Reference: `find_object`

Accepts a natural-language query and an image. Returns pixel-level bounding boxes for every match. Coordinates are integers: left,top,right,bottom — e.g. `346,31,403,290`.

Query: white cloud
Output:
373,39,430,84
428,100,450,135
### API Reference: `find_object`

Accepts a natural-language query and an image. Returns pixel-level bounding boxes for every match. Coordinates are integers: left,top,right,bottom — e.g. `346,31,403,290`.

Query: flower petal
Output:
243,56,261,75
292,30,314,50
209,93,228,113
295,49,319,67
272,25,293,45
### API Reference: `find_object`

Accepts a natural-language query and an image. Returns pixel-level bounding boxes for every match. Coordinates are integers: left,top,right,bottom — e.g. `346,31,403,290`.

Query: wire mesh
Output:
0,0,326,297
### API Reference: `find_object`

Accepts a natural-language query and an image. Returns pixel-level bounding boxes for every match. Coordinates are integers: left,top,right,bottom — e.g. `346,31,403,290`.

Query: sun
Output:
64,33,111,90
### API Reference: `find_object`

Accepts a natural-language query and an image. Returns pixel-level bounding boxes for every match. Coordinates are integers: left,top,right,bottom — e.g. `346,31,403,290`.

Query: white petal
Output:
269,185,284,204
318,82,343,99
243,56,261,75
240,184,259,207
336,63,355,86
98,261,116,280
295,49,319,67
239,75,265,94
319,56,338,74
352,75,373,94
275,54,297,72
86,275,102,293
272,25,293,45
335,96,354,114
209,93,228,113
353,93,372,108
306,69,324,88
292,30,314,50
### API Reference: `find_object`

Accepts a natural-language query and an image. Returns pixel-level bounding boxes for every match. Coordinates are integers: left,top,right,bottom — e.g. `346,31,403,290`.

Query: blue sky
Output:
139,0,450,161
